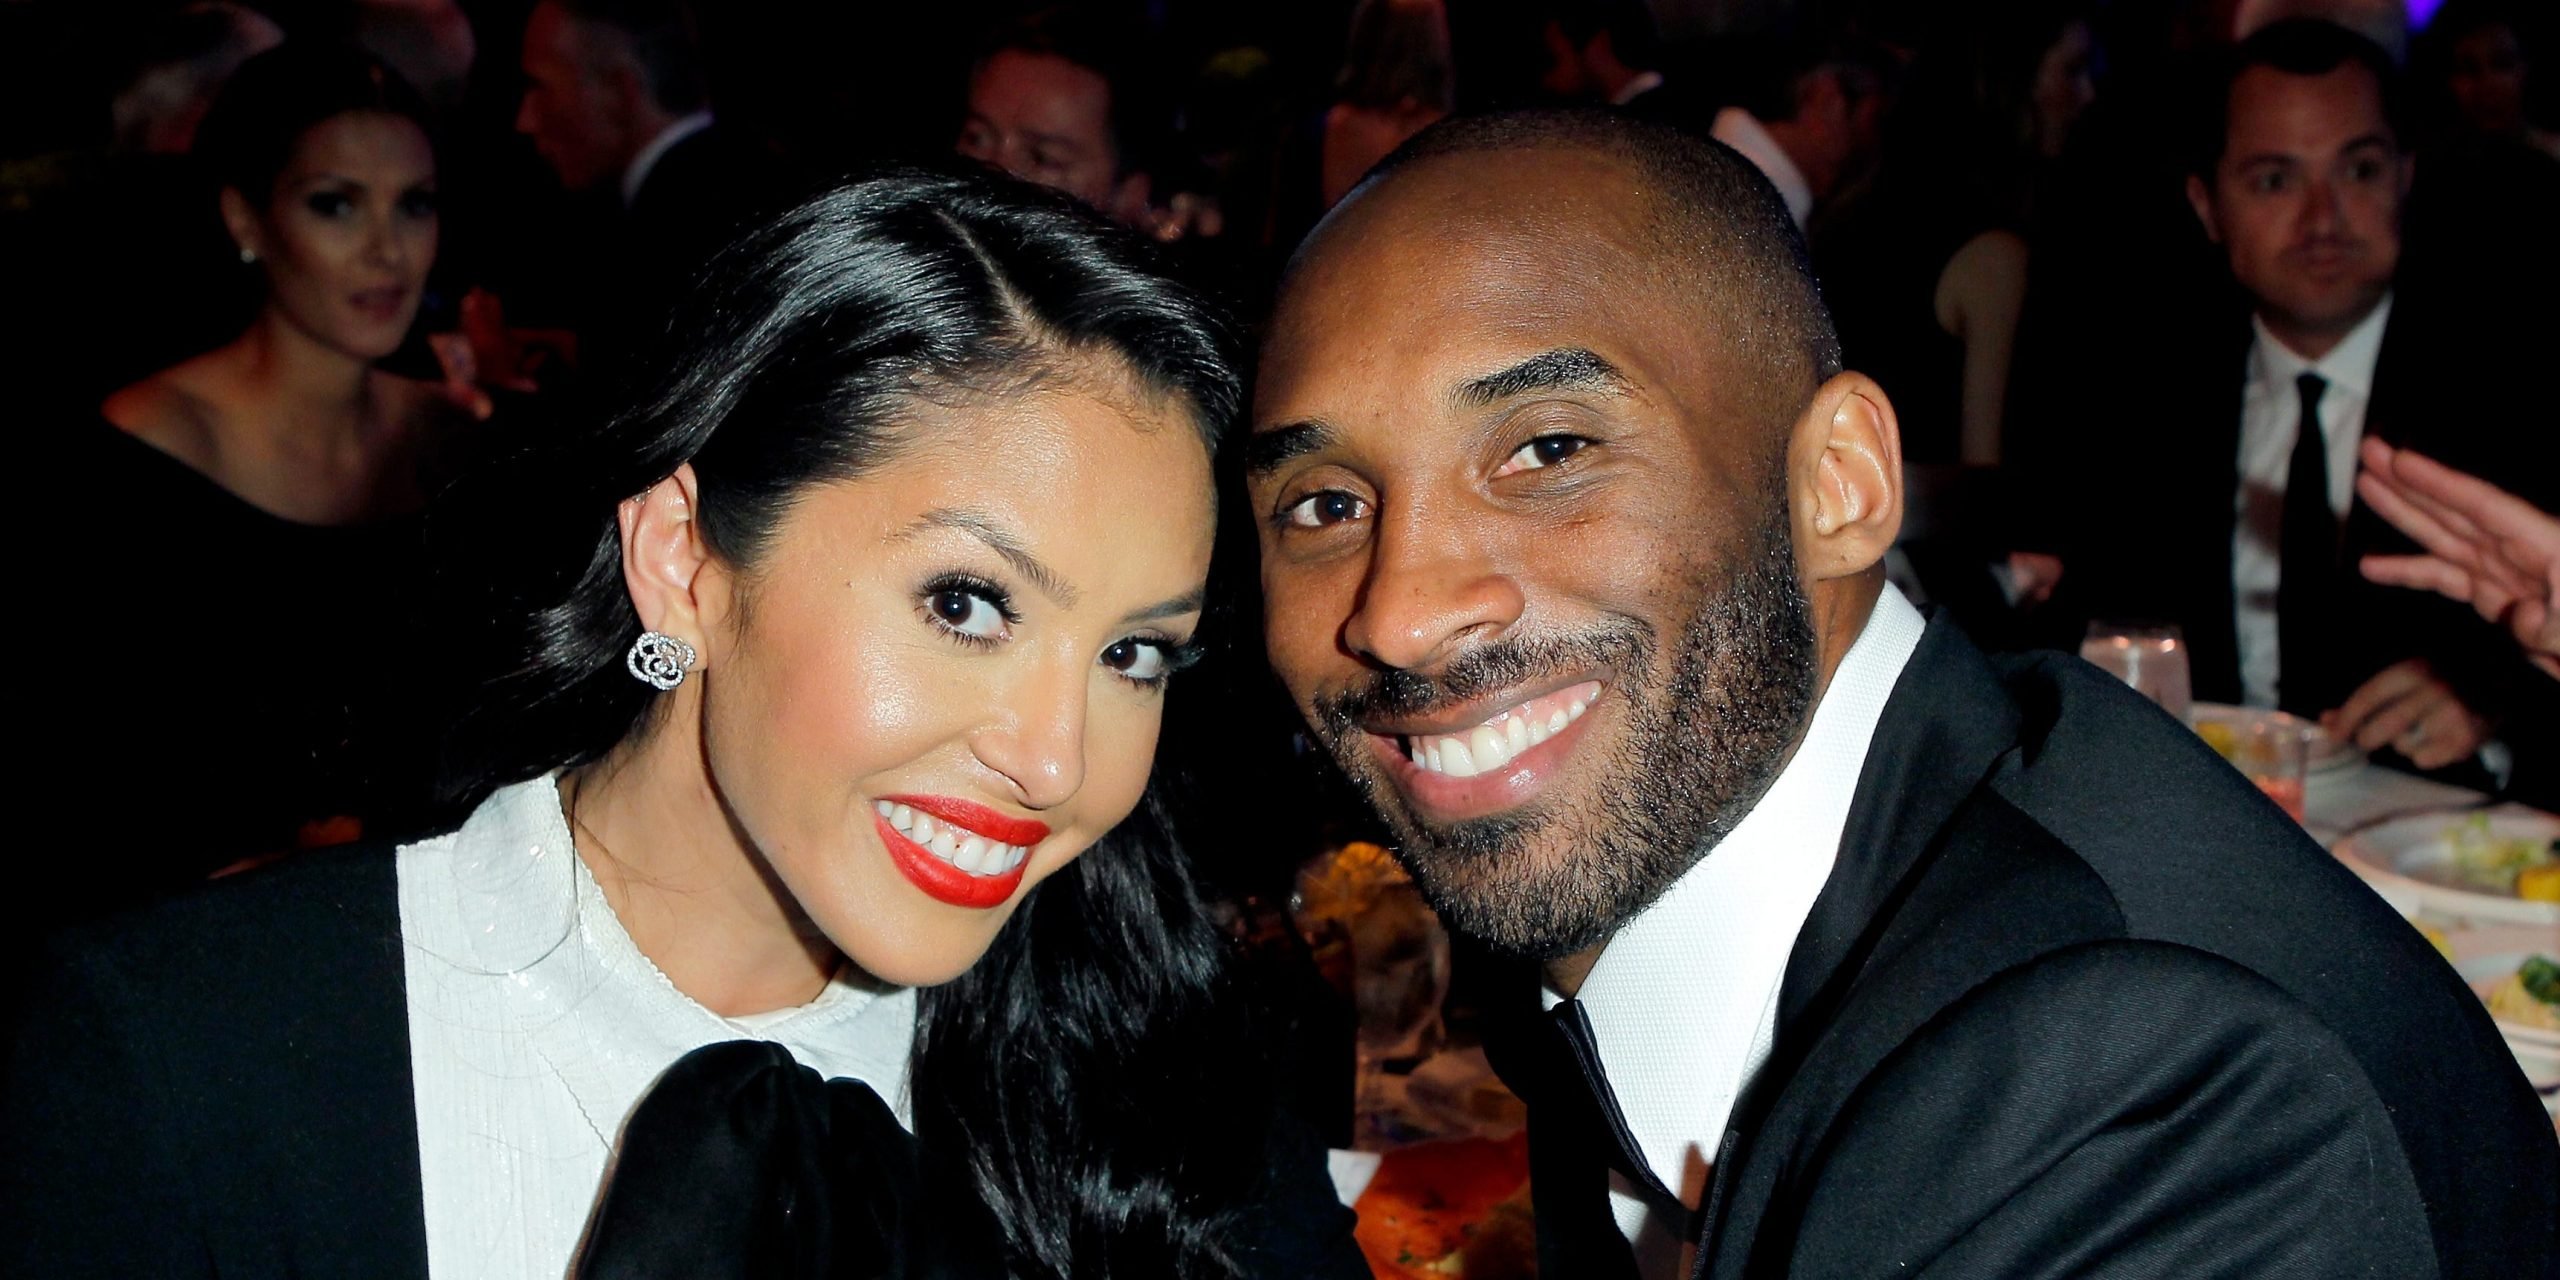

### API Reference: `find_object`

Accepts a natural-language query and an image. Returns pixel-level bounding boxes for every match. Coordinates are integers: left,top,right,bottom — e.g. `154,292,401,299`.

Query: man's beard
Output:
1310,506,1819,959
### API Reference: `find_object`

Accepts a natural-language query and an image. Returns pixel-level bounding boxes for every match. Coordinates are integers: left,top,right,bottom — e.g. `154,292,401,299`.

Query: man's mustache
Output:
1312,625,1650,733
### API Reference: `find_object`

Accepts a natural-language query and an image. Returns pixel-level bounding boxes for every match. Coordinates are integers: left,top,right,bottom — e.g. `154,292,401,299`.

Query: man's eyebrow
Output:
1455,347,1631,407
894,507,1079,607
1242,420,1336,478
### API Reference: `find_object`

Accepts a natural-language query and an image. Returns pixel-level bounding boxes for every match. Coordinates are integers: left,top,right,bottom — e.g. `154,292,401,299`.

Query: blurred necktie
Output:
2277,372,2337,716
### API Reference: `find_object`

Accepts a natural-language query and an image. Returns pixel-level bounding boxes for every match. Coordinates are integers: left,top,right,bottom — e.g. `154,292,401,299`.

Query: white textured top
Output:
1546,585,1927,1276
2233,295,2391,708
399,775,918,1280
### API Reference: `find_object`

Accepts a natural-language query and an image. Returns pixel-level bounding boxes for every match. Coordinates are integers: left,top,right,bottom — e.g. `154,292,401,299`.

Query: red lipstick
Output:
872,795,1050,910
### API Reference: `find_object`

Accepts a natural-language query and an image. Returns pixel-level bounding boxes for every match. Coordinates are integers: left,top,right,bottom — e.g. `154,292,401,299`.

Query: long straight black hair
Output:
438,167,1262,1278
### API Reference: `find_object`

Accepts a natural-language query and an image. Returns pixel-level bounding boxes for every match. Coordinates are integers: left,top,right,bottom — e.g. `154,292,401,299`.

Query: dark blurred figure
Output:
1320,0,1454,209
41,43,472,919
7,4,285,407
1822,2,2096,467
1534,0,1667,111
514,0,763,370
2063,20,2560,785
111,2,288,155
2425,0,2557,159
957,5,1181,233
353,0,478,113
1706,30,1893,231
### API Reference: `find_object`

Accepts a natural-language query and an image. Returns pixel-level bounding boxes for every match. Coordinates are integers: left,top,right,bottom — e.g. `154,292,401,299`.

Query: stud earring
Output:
625,631,697,691
238,247,257,264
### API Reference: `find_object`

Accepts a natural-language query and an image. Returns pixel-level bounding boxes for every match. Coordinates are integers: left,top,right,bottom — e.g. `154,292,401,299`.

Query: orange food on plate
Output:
1353,1131,1533,1278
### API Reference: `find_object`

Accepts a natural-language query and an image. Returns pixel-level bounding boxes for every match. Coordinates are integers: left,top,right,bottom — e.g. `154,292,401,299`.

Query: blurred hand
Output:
2356,437,2560,679
1142,191,1224,243
2006,551,2065,605
2322,658,2491,770
427,332,495,422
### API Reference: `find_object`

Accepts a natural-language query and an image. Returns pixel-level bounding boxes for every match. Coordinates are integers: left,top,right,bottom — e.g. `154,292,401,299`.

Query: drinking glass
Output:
2235,718,2310,822
2080,621,2194,723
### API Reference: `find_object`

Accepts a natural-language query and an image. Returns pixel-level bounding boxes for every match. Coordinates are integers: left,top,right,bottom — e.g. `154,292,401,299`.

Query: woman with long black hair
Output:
3,168,1361,1279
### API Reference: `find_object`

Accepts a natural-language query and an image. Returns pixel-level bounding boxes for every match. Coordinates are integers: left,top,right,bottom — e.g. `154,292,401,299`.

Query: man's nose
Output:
1341,504,1526,673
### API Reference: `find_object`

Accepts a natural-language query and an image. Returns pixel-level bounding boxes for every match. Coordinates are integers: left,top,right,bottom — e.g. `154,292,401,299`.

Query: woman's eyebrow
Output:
1124,588,1205,625
896,506,1079,608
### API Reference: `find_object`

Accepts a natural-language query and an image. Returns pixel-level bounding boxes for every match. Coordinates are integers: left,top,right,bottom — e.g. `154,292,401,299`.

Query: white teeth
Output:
1405,683,1604,777
956,835,989,873
911,814,938,844
930,829,959,859
880,804,1031,876
893,804,914,831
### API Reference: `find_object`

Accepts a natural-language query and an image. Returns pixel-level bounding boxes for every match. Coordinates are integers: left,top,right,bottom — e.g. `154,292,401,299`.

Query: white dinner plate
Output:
2450,932,2560,1108
2333,807,2560,927
2189,702,2361,773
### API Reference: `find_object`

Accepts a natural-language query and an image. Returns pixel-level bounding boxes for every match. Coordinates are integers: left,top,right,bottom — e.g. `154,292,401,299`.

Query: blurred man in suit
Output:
516,0,757,366
2072,18,2557,778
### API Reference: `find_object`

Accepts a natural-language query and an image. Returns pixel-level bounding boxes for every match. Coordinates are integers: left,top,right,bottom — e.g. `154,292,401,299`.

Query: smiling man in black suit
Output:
1245,107,2556,1278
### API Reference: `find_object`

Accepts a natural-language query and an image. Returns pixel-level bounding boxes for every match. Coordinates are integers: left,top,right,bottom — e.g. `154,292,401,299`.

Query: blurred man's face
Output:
958,50,1128,212
2189,62,2409,356
516,0,634,192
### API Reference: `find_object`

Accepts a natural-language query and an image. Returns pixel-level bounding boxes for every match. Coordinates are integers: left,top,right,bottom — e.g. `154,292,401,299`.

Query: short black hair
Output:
2197,18,2408,174
555,0,707,115
1545,0,1661,71
1343,108,1843,431
973,5,1167,177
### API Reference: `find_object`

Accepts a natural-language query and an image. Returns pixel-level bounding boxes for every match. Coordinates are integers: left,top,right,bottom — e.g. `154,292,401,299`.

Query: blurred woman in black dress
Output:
57,42,468,905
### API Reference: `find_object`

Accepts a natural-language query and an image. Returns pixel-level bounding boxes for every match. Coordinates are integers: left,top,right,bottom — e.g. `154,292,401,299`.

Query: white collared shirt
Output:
620,109,715,208
2232,296,2391,708
1544,586,1927,1275
401,775,917,1280
1709,107,1813,230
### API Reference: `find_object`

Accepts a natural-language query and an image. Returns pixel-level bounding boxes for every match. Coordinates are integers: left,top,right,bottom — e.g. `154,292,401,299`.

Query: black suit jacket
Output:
2065,289,2558,719
1495,615,2558,1278
0,845,1365,1278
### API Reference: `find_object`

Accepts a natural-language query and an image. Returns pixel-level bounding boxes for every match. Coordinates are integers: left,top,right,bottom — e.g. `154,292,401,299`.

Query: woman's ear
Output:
1790,371,1903,583
219,187,264,262
617,463,721,659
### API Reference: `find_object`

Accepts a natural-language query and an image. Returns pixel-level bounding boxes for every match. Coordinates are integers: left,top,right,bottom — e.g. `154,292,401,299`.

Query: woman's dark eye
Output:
1101,638,1170,682
1493,434,1591,478
1281,490,1369,529
399,191,440,218
306,192,355,217
927,588,1009,641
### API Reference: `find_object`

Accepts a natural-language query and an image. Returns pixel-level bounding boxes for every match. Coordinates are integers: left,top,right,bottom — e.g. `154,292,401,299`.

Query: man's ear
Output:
1791,371,1902,584
617,463,724,662
2185,172,2222,244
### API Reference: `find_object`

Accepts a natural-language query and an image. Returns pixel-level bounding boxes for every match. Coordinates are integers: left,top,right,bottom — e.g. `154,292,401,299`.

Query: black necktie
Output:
2277,371,2337,715
1510,999,1682,1279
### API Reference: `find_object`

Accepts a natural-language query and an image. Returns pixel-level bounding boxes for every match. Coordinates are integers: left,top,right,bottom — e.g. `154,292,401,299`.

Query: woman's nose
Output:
970,659,1090,811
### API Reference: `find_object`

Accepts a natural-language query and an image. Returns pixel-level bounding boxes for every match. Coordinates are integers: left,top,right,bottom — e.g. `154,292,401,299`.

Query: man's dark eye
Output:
1496,434,1592,477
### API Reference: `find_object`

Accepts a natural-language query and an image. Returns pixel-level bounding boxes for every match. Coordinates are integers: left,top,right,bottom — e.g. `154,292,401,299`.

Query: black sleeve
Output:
1,934,212,1279
1778,942,2457,1280
1227,1108,1369,1280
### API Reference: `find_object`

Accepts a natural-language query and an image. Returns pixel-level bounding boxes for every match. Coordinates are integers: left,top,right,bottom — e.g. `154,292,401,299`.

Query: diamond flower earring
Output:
625,632,697,691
